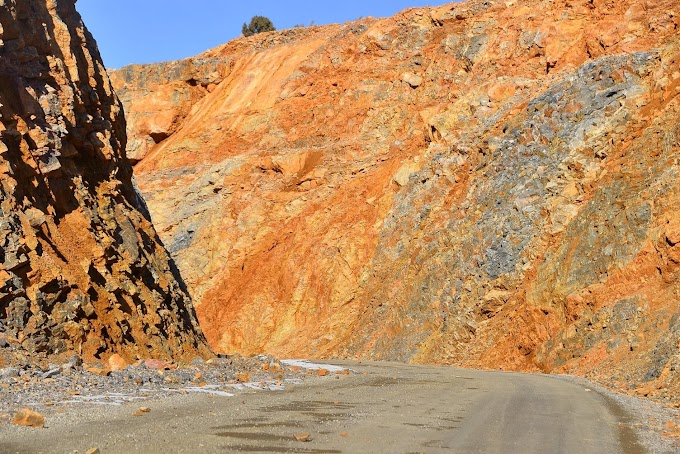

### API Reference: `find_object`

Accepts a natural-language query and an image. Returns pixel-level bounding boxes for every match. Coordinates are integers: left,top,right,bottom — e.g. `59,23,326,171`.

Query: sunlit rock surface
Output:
113,0,679,400
0,0,211,365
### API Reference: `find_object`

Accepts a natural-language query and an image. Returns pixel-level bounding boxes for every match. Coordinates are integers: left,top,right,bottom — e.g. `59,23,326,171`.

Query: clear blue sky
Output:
77,1,450,70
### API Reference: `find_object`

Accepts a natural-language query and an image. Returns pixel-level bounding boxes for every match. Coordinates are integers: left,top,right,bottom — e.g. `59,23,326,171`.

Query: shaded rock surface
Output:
0,0,211,366
113,0,680,401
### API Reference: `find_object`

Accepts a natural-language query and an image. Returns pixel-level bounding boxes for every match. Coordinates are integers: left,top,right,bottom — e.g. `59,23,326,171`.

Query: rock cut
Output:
0,0,211,365
113,0,679,400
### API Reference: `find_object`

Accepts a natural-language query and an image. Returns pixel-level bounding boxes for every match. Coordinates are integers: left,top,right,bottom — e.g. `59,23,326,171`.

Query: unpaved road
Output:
0,361,650,453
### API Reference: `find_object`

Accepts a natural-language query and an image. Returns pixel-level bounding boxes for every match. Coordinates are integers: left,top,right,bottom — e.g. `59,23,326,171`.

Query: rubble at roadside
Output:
0,355,350,427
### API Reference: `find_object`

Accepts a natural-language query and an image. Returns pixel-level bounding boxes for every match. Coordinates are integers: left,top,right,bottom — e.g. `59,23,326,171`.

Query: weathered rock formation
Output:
0,0,210,365
113,0,679,400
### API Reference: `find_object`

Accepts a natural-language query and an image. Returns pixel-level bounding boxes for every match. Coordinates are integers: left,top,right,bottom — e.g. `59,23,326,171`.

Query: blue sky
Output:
77,1,449,69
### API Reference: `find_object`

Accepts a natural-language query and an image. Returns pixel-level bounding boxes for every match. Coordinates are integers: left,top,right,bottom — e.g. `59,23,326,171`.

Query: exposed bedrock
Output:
0,0,211,365
113,0,679,400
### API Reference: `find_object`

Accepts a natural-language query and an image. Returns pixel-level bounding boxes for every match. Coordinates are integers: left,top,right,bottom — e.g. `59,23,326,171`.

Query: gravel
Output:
560,374,680,454
1,358,677,453
0,354,311,421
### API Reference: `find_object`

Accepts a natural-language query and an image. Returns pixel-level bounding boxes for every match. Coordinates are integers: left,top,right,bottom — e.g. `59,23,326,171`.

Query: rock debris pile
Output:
0,355,331,428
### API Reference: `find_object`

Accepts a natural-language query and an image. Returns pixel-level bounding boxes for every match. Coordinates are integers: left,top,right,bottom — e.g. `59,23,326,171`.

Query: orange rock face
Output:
0,0,211,364
114,0,679,399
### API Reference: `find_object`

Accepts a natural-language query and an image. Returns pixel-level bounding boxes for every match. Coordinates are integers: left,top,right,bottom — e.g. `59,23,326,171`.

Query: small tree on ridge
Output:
242,16,276,37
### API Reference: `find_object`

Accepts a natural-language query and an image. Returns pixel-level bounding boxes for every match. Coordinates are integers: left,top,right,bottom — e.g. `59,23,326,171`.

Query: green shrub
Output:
242,16,276,37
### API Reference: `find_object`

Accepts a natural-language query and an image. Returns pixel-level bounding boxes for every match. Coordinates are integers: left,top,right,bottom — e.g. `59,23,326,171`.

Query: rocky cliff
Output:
0,0,210,365
113,0,679,401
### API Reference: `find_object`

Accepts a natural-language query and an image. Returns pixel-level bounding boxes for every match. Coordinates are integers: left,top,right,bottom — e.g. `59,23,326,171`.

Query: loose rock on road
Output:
0,361,656,453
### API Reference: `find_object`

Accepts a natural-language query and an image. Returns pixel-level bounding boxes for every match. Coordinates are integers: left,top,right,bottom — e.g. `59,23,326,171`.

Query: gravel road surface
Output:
1,361,677,453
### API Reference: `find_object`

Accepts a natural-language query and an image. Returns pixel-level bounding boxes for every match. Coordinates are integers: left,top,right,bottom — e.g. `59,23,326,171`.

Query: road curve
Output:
0,361,642,453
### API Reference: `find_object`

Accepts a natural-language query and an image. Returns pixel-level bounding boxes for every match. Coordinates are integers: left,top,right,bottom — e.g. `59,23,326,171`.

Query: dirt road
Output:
0,361,654,453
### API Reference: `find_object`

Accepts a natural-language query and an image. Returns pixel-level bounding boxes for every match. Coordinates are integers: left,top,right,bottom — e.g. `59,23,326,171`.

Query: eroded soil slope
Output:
113,0,679,400
0,0,210,365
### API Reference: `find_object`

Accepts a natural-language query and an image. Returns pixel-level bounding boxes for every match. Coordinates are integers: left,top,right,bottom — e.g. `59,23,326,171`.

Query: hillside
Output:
112,0,679,401
0,0,210,366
